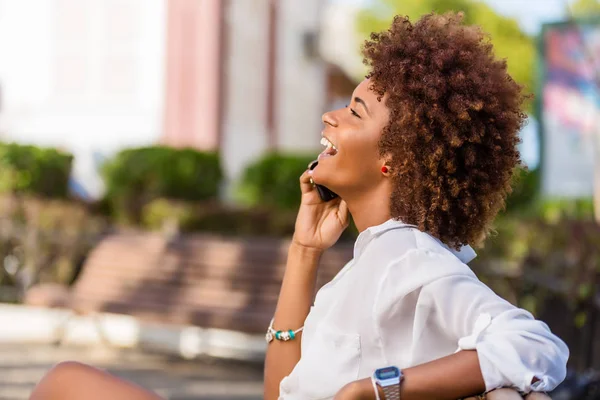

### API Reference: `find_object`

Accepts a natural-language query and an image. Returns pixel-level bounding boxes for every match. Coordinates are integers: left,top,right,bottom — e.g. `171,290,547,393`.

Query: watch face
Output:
375,366,400,380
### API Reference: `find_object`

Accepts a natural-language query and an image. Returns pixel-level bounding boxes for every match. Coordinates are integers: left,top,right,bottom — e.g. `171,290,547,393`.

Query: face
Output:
312,79,390,197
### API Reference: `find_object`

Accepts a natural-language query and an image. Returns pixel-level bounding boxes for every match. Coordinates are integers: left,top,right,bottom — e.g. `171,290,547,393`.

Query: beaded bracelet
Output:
265,318,304,343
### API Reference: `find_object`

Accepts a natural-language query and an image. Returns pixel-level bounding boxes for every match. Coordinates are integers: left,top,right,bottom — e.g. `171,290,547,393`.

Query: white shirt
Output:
279,219,569,400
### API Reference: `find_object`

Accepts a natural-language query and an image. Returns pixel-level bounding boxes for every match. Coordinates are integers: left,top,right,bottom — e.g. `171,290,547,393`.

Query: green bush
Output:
504,166,540,212
474,216,600,317
237,152,315,210
141,198,198,231
534,198,594,222
0,194,107,302
0,142,73,198
102,146,223,223
141,198,299,237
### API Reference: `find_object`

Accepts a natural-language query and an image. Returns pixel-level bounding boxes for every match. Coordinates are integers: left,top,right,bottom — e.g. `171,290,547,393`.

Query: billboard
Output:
540,19,600,198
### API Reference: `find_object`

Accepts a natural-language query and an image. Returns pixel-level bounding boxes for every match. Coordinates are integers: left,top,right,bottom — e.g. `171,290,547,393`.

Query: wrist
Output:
373,366,403,400
284,241,323,278
289,240,324,258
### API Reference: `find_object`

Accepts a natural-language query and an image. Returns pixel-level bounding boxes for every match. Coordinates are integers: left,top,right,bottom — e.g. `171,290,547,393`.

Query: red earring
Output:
381,166,389,173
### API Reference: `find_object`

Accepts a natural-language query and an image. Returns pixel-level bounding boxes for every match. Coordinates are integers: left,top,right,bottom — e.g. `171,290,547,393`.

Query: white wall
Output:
0,0,330,201
222,0,327,197
221,0,271,194
275,0,326,152
0,0,166,199
319,2,365,81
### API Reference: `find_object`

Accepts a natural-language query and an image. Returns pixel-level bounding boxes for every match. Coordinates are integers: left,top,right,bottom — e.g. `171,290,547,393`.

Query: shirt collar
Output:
353,218,477,264
353,219,411,258
433,237,477,264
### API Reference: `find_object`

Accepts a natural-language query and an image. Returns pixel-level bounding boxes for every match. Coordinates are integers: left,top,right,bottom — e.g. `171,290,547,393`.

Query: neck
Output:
344,184,392,233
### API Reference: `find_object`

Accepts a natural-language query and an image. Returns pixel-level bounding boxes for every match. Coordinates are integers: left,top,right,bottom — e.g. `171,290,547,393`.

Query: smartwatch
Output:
373,366,403,400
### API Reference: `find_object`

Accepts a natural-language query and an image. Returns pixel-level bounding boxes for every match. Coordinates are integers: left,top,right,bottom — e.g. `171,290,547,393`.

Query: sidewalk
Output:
0,304,266,361
0,303,265,399
0,343,263,400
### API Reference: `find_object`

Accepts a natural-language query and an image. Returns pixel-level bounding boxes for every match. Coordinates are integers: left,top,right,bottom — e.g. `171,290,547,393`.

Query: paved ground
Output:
0,343,264,400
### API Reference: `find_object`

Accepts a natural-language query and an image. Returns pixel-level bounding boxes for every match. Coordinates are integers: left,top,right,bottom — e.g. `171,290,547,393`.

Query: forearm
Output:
400,350,486,400
264,242,322,400
344,351,485,400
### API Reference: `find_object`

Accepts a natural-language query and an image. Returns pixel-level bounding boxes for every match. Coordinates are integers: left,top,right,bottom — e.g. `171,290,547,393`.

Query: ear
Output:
379,153,393,176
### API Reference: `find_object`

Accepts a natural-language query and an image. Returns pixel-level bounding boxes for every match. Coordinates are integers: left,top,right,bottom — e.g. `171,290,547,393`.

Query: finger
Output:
299,170,315,194
485,388,524,400
337,199,349,226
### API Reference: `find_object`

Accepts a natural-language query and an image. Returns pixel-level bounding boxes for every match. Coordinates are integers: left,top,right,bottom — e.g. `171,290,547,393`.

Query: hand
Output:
292,168,349,251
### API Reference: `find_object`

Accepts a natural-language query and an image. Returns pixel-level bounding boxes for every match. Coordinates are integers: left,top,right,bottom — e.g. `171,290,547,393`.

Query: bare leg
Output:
464,388,522,400
485,389,525,399
485,389,552,399
524,394,552,400
29,361,164,400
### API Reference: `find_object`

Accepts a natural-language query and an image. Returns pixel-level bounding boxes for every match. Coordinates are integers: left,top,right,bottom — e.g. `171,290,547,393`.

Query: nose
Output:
322,110,338,128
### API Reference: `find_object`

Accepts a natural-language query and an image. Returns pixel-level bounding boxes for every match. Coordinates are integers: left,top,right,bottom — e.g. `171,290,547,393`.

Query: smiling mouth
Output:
319,137,338,159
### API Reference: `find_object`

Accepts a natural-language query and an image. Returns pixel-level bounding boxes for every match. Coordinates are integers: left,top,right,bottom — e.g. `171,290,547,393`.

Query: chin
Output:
313,157,342,191
313,155,335,176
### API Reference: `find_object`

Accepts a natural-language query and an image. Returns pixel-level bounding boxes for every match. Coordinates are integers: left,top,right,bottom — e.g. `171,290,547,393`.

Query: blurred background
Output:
0,0,599,399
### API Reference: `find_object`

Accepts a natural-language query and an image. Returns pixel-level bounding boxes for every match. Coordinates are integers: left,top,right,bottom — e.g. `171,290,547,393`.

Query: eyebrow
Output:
354,96,371,116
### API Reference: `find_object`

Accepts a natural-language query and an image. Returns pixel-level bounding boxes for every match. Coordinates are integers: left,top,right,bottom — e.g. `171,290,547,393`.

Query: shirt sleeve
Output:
418,273,569,393
374,249,569,394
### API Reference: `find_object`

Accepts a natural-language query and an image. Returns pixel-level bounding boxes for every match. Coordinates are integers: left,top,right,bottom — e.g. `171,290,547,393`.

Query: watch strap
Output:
382,383,400,400
371,377,382,400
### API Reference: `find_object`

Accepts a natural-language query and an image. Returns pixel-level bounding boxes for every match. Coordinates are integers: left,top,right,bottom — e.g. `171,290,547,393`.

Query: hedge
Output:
237,152,316,210
0,142,73,198
504,166,541,212
0,194,107,302
102,146,223,223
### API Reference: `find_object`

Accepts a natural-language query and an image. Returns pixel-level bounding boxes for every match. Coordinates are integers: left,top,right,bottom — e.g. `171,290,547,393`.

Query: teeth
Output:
320,137,337,150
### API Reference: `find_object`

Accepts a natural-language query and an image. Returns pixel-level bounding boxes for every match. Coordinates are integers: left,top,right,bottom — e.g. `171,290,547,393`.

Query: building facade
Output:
0,0,345,199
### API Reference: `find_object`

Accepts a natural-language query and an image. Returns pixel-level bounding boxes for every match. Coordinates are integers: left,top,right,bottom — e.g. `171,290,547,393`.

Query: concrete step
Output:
0,343,263,400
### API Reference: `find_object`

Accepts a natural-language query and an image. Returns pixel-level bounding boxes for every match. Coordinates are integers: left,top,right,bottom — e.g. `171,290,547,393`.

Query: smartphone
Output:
308,160,339,202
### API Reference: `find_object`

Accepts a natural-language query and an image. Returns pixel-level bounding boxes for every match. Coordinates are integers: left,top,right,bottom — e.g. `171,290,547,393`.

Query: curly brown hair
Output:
362,12,527,249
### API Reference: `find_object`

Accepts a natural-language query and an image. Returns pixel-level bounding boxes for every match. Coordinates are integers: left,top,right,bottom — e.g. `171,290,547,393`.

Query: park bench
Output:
24,232,354,335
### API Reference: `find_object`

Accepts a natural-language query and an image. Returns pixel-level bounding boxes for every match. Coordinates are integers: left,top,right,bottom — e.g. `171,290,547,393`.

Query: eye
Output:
345,104,361,119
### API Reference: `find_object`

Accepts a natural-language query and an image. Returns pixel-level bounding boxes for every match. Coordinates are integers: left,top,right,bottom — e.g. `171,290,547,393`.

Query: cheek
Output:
341,131,381,164
336,139,381,179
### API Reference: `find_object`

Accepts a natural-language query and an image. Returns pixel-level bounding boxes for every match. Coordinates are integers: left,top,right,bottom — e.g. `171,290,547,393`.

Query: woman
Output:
29,12,565,400
264,11,567,400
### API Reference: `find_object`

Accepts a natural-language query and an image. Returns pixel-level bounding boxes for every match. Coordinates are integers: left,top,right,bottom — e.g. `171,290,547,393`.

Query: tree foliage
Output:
570,0,600,16
356,0,535,102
